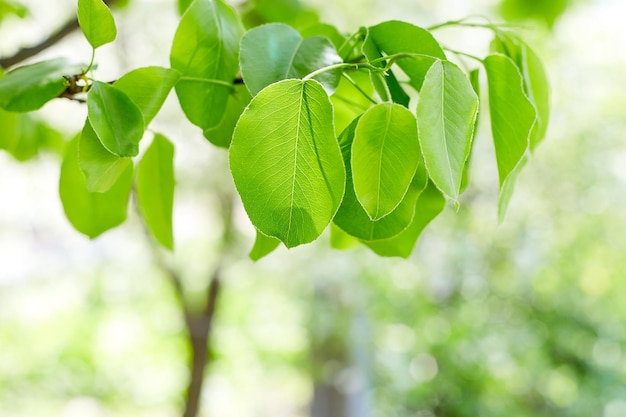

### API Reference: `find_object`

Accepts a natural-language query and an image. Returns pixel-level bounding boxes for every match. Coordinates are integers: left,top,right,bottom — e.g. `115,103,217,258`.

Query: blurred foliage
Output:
0,0,27,24
498,0,569,28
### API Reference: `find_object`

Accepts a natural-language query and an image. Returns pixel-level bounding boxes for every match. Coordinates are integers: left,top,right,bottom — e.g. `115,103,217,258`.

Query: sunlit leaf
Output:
240,23,342,96
113,66,181,125
364,183,445,258
334,117,428,240
484,54,536,221
230,79,345,248
78,119,131,192
367,20,446,91
352,102,420,220
170,0,244,131
249,231,281,261
330,223,360,250
417,60,479,201
0,58,84,112
137,134,175,250
59,137,132,238
330,71,374,134
87,81,145,157
492,32,550,149
77,0,117,49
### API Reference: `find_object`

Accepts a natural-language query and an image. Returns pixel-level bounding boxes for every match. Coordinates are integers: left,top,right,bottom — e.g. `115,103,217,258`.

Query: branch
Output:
0,0,119,69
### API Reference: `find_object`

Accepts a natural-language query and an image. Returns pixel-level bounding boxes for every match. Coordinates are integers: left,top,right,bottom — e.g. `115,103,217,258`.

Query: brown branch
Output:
0,0,119,69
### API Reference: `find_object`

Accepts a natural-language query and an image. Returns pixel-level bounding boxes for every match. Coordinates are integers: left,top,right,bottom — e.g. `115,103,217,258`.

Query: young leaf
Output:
351,102,420,220
0,58,85,112
170,0,244,131
78,118,132,192
230,79,345,248
334,117,428,241
364,183,445,258
87,81,145,157
240,23,342,96
460,68,481,193
203,84,251,148
137,134,175,250
484,54,536,220
492,33,550,149
417,60,479,201
113,66,181,125
249,231,281,261
77,0,117,49
59,137,132,239
366,21,446,91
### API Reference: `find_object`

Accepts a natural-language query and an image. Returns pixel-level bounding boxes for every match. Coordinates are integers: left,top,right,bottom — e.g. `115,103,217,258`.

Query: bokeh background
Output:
1,0,626,416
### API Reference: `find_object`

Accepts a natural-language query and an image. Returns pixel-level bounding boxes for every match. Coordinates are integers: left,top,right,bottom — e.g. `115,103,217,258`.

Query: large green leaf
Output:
492,32,550,150
77,0,117,49
334,117,428,241
240,23,342,96
230,79,345,248
0,58,84,112
203,84,251,148
417,60,479,201
364,183,445,258
367,21,446,91
351,102,420,220
59,137,132,239
137,134,175,250
249,231,281,261
113,66,181,125
87,81,145,157
170,0,244,131
78,119,131,192
484,54,536,220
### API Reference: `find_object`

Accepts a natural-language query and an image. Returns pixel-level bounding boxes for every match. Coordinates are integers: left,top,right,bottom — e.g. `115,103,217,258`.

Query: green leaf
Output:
170,0,244,131
177,0,193,15
240,23,342,96
59,137,132,238
230,79,345,248
300,23,346,50
137,134,175,250
351,102,420,220
249,231,281,261
77,0,117,49
113,66,181,125
78,118,132,192
364,183,445,258
0,58,85,112
87,81,145,157
460,68,481,193
492,32,550,149
484,54,536,221
203,84,251,148
367,21,446,91
417,60,479,201
0,111,64,161
499,0,568,28
334,117,428,241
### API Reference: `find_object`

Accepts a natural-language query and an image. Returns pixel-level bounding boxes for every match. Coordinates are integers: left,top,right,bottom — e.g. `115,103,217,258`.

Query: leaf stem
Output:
341,73,377,105
85,48,96,73
337,30,364,60
443,48,483,63
179,76,235,88
302,62,381,81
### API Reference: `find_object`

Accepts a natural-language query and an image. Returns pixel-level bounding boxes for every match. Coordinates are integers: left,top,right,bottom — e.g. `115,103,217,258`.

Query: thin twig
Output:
0,0,118,69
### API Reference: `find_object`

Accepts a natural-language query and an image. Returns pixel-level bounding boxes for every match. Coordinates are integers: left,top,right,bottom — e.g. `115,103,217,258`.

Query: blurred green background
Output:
1,0,626,416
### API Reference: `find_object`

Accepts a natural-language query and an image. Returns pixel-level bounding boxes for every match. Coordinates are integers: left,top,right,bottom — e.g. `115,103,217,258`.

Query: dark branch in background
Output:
0,0,118,69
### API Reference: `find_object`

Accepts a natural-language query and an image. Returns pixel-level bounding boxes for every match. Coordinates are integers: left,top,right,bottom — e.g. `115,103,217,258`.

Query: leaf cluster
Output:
0,0,549,259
